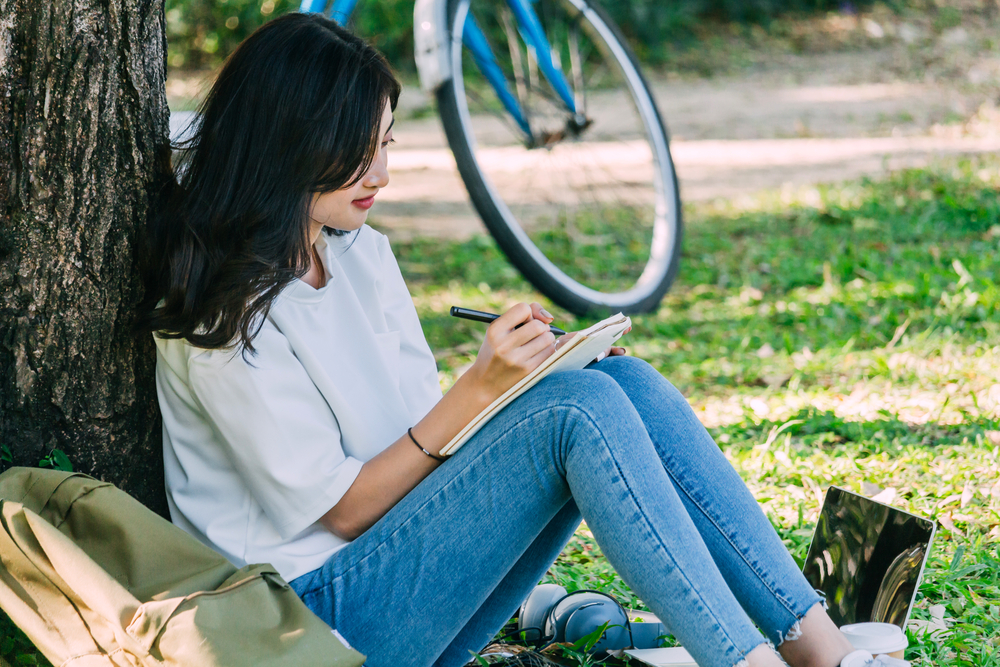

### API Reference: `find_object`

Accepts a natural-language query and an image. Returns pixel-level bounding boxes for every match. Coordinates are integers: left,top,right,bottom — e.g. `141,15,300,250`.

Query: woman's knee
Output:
537,369,627,413
592,356,689,410
524,371,638,439
531,370,648,451
594,355,661,384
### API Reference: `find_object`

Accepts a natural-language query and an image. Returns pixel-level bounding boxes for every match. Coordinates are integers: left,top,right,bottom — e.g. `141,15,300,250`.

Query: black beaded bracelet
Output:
408,427,447,462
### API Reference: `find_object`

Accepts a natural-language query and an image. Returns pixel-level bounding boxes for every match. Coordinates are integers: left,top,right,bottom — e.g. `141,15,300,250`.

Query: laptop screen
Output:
802,487,936,628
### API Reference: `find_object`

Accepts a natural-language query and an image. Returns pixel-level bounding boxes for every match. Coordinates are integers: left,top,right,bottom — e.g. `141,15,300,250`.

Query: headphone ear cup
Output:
562,598,629,652
518,584,567,640
545,592,620,644
630,618,668,649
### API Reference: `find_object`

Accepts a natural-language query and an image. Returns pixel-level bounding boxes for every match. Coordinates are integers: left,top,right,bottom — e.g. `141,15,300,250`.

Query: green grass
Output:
528,207,654,293
384,155,1000,665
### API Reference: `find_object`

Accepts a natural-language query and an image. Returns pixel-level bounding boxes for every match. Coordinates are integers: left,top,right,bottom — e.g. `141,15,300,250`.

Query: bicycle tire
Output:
436,0,682,316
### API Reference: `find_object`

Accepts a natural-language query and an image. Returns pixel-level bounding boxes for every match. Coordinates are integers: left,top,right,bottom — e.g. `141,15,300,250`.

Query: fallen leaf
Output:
764,373,793,389
872,487,897,505
937,493,962,508
939,512,962,536
961,481,974,508
908,603,953,639
862,482,883,497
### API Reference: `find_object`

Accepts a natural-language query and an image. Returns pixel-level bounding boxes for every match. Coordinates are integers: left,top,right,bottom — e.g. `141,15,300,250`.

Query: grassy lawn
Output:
384,155,1000,666
3,157,998,665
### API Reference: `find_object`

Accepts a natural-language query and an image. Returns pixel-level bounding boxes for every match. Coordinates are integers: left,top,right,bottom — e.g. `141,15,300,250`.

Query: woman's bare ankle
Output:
777,603,854,667
745,642,786,667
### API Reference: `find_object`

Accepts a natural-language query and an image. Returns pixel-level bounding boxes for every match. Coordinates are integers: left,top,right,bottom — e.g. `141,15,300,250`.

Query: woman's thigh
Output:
290,369,634,667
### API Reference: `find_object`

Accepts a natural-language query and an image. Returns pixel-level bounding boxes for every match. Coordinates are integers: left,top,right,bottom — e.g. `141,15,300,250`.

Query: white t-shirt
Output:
155,226,443,581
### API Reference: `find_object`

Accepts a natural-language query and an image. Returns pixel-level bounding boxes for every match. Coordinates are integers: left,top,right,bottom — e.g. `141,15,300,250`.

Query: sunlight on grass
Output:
385,155,1000,665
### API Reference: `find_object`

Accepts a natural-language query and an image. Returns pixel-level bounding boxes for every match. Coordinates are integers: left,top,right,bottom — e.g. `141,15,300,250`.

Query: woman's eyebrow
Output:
384,118,395,136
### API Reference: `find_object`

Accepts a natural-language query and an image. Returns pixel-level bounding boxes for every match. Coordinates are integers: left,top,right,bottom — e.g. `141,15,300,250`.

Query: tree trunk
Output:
0,0,171,516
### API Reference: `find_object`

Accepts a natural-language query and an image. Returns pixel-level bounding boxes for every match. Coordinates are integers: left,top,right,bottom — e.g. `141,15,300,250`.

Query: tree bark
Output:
0,0,171,515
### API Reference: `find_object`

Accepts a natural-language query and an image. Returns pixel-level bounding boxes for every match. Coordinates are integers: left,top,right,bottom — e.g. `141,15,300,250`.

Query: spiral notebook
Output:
439,313,632,456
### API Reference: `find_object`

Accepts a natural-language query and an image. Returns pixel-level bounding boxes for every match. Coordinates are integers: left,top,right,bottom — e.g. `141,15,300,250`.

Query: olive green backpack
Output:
0,467,365,666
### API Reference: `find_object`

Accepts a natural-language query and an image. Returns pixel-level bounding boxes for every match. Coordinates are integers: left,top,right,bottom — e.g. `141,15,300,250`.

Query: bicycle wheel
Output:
436,0,682,316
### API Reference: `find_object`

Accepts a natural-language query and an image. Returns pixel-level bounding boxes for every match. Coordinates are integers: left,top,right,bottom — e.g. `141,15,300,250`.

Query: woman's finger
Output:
554,331,578,351
522,335,558,370
501,317,553,351
515,328,556,363
594,345,627,363
530,302,554,323
493,302,534,332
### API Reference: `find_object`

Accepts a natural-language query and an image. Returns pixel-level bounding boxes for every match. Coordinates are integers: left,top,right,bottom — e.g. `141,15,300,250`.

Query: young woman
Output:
144,13,869,667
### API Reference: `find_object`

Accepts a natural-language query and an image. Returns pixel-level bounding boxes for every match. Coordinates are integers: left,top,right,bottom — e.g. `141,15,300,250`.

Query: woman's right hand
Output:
466,302,557,401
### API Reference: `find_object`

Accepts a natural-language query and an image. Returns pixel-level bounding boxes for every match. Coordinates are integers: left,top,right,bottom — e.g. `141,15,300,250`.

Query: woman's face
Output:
308,100,394,236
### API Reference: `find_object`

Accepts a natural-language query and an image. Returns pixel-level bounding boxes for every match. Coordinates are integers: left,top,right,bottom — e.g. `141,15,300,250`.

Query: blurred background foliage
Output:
165,0,414,69
163,0,889,71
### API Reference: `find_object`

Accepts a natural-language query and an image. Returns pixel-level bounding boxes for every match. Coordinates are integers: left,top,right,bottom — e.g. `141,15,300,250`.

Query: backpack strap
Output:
0,469,100,517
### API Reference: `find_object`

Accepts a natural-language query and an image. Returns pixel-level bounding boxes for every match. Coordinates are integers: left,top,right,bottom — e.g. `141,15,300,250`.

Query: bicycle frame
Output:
300,0,578,141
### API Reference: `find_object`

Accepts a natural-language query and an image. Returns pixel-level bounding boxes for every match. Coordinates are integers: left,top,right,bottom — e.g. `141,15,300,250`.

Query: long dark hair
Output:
140,13,400,353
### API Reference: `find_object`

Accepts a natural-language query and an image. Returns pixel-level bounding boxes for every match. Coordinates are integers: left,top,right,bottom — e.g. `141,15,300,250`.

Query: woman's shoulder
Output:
154,316,284,372
155,333,234,376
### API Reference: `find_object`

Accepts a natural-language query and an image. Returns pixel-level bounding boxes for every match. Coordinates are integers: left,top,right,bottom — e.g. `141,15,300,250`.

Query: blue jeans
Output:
291,356,821,667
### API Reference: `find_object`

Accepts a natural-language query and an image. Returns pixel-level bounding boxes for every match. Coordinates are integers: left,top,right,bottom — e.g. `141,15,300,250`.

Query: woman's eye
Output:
381,138,395,148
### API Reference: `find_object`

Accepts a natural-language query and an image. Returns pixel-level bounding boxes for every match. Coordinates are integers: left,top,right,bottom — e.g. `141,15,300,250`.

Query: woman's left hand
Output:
555,326,631,362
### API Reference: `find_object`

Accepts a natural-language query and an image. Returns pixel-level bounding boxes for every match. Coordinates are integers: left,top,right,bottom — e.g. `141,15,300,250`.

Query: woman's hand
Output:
465,302,557,401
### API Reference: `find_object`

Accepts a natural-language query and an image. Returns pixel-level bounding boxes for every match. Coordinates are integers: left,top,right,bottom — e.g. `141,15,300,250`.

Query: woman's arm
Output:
319,302,556,540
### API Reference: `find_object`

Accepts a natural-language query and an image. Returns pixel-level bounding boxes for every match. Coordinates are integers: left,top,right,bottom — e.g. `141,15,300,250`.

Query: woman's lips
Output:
352,195,375,210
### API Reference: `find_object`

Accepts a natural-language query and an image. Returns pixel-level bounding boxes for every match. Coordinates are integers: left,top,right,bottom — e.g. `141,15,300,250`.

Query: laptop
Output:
802,486,936,629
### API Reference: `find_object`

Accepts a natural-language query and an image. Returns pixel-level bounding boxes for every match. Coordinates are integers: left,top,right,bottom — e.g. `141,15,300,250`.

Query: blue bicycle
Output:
301,0,682,315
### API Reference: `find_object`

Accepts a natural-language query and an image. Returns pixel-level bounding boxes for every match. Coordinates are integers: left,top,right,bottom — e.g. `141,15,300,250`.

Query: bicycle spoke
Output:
500,8,530,123
568,21,585,115
464,79,531,144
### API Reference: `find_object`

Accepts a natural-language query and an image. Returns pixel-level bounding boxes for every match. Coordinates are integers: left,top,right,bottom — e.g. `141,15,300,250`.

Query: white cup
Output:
841,622,908,660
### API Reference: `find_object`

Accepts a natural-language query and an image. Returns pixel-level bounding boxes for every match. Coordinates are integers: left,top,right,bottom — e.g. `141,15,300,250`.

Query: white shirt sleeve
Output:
186,324,363,541
376,234,444,417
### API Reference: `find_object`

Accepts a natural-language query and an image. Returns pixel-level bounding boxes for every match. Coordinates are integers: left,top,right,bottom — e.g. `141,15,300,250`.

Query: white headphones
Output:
516,584,667,652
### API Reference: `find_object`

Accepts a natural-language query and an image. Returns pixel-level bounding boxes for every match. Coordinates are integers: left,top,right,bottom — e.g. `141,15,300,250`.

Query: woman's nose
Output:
364,153,389,188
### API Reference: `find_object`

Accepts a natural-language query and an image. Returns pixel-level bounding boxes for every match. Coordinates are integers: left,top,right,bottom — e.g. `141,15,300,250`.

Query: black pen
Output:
450,306,567,336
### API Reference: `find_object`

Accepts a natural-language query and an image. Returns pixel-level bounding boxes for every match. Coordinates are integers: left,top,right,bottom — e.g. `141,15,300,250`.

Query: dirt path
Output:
380,47,1000,239
169,43,1000,240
